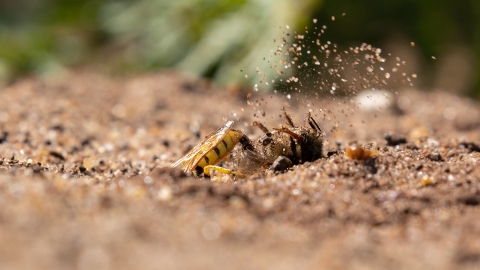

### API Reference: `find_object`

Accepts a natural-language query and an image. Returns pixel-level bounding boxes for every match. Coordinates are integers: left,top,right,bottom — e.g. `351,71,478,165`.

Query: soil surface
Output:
1,71,480,269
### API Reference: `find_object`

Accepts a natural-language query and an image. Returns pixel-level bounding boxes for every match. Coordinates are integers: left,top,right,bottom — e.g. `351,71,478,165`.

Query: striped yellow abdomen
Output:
195,130,242,170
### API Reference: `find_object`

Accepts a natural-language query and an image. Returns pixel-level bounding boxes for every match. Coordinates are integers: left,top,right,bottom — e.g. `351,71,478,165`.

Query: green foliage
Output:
0,0,105,80
98,0,321,84
0,0,479,94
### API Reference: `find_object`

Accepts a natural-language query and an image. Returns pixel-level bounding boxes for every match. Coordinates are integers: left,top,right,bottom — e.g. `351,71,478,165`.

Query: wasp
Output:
172,110,323,177
171,121,255,176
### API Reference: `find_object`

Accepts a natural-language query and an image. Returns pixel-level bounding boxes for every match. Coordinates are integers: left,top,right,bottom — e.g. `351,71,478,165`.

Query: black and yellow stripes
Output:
193,130,242,174
174,111,324,177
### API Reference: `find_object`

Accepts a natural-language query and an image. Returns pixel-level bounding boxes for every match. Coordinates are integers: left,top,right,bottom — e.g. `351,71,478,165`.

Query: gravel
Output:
0,71,480,269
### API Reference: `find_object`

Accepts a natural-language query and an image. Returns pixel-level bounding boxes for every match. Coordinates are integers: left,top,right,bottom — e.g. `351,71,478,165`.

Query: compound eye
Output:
262,137,273,146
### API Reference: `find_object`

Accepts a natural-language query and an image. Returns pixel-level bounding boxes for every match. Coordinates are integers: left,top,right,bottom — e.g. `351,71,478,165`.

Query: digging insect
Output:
172,109,323,177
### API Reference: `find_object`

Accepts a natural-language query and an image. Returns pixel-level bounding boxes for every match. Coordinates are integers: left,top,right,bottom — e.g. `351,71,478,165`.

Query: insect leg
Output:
273,127,301,141
307,114,322,132
204,165,244,177
282,108,295,127
252,121,269,133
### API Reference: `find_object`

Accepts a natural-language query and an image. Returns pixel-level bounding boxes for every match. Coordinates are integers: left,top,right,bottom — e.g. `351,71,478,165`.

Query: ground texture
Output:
1,71,480,269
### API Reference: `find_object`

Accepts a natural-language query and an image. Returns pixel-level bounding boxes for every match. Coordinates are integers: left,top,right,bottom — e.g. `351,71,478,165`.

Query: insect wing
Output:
235,148,268,176
172,121,234,171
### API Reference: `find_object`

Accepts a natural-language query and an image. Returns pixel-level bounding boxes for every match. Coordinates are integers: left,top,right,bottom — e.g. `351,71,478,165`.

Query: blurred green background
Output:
0,0,478,95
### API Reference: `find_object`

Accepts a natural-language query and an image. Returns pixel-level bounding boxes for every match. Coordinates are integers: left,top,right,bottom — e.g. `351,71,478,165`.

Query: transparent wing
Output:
172,121,234,171
234,148,268,176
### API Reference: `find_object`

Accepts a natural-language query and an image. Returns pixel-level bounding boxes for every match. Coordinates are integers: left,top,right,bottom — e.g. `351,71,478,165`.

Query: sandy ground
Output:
0,71,480,269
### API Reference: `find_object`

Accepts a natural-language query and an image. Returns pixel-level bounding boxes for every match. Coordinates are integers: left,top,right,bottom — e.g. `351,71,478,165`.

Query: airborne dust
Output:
242,16,417,139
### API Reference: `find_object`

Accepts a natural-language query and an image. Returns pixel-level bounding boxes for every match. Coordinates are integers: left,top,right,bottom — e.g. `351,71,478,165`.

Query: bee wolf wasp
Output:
172,110,323,177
